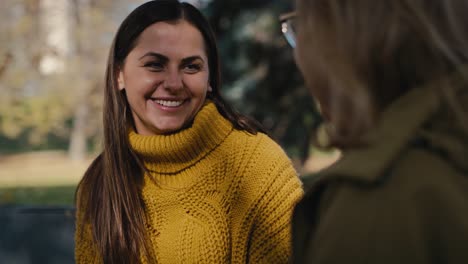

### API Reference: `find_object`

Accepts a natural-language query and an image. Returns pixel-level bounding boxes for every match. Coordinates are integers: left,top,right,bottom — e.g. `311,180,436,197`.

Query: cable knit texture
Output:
75,102,303,263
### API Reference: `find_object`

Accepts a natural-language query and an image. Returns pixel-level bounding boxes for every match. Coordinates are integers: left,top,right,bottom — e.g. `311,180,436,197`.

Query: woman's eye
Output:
144,62,164,71
184,63,202,73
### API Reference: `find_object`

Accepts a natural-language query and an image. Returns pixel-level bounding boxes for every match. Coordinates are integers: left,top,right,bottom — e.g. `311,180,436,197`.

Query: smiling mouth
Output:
153,99,185,107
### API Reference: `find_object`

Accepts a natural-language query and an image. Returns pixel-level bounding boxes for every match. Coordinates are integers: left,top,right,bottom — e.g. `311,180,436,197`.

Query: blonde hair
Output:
296,0,468,147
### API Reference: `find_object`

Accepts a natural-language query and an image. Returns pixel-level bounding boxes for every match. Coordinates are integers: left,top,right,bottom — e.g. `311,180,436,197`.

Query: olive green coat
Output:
293,82,468,263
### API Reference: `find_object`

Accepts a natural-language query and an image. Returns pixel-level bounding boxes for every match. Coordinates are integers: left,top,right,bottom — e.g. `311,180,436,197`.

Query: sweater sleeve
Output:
246,137,304,263
75,193,100,264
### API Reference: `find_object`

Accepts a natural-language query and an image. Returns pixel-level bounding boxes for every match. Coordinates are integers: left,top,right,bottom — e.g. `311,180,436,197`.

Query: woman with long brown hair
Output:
75,0,303,263
282,0,468,263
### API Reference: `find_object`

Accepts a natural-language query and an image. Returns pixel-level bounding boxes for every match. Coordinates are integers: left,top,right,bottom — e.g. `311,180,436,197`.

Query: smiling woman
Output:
74,1,303,263
117,20,211,135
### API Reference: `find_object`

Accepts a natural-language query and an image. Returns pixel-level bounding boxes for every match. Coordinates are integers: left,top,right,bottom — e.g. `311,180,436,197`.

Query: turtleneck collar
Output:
129,101,233,174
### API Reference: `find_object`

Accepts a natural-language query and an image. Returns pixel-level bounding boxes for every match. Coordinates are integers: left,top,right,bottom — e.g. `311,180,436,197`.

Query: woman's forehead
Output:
133,20,207,58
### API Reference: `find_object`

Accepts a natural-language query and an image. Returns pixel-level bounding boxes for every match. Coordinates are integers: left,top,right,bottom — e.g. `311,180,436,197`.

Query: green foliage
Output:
0,130,69,155
0,186,76,205
0,0,114,155
0,0,322,163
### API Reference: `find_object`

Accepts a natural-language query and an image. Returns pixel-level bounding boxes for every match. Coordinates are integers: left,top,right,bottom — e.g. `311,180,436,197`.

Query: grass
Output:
0,151,92,205
0,185,76,205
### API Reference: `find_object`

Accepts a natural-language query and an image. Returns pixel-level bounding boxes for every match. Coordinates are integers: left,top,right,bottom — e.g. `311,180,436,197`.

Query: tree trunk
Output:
67,0,91,161
68,102,89,161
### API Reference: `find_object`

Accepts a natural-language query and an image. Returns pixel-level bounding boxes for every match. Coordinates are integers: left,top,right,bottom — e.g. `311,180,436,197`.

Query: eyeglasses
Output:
280,12,297,48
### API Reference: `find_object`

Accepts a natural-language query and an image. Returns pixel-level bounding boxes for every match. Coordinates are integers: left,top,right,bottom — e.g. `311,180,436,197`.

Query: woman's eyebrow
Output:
181,56,204,64
139,52,168,63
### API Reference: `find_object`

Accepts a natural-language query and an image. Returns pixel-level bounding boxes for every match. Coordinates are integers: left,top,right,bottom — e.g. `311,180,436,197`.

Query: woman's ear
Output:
208,85,213,92
118,71,126,90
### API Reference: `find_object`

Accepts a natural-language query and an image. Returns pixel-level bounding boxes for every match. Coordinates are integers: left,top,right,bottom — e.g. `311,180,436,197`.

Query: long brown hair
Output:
295,0,468,147
76,1,264,263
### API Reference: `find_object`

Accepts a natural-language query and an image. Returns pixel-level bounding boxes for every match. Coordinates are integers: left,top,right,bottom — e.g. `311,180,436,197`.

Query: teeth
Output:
154,99,184,107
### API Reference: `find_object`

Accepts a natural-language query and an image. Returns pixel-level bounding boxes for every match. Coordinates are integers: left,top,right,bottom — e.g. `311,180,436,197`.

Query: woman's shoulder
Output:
306,141,468,193
383,145,467,196
226,130,302,204
293,144,468,264
227,129,282,148
299,141,468,217
226,130,291,162
223,130,299,190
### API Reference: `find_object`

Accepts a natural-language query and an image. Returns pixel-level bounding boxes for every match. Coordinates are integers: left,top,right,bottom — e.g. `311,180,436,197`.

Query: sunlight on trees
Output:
0,0,321,169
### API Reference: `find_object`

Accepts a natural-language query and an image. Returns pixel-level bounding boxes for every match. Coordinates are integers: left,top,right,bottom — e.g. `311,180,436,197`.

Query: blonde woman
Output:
282,0,468,263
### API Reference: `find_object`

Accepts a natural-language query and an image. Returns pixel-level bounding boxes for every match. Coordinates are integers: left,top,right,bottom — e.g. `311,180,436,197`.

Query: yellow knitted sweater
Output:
75,102,303,263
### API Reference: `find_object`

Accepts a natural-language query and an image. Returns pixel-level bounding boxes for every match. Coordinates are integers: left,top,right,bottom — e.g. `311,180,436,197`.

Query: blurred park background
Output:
0,0,340,207
0,1,342,262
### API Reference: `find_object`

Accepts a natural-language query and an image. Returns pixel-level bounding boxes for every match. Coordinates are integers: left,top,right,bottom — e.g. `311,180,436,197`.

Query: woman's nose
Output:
163,69,183,92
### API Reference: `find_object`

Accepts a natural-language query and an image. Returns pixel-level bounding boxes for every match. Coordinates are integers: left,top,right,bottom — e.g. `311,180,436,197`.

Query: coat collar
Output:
307,71,468,186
